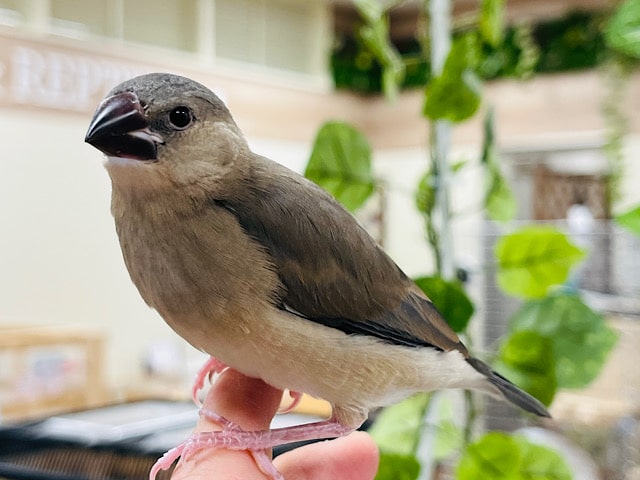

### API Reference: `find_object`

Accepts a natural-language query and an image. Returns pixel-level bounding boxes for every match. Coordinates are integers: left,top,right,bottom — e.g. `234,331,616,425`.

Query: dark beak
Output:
85,91,161,161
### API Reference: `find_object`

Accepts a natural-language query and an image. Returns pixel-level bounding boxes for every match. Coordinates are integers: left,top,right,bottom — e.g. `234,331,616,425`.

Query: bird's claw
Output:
148,443,185,480
277,390,302,414
191,356,228,407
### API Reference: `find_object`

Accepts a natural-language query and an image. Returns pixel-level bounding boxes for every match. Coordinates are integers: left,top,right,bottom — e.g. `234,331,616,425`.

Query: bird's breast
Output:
112,194,281,352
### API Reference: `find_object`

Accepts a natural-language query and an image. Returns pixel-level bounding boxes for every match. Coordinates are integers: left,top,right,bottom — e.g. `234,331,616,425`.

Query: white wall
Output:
0,108,177,390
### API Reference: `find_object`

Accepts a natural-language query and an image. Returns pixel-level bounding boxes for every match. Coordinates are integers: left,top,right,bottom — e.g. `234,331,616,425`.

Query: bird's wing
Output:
216,157,467,355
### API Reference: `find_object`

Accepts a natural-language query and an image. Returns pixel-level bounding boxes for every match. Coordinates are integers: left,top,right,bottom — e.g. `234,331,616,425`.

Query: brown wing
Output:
215,155,467,355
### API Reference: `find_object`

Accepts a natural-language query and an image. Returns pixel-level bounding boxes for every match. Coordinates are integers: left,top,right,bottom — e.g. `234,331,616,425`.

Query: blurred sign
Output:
0,30,326,143
0,33,149,114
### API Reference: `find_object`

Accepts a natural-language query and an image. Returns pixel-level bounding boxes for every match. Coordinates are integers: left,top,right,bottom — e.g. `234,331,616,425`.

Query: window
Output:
215,0,324,74
3,0,326,74
122,0,198,52
50,0,110,37
0,0,25,27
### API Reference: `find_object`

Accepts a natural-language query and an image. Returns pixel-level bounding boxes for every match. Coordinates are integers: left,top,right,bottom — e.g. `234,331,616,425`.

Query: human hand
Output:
170,369,379,480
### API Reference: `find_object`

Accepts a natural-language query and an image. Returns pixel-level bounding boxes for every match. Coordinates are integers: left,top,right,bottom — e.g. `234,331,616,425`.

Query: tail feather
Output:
466,357,551,418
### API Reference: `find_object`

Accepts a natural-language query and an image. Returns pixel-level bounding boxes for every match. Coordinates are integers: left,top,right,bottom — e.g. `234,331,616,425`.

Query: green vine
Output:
601,56,632,207
331,9,613,94
305,2,629,479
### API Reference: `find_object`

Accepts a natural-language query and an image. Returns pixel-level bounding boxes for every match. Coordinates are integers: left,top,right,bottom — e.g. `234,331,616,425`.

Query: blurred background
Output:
0,1,638,479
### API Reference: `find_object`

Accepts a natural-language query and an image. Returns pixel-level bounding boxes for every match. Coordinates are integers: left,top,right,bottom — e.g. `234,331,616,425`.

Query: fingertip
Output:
335,431,380,477
351,431,380,459
199,369,283,432
275,431,379,480
171,448,264,480
332,431,379,462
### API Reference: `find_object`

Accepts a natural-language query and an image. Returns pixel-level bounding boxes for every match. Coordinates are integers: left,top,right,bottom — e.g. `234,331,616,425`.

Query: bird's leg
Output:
149,408,356,480
195,407,355,449
191,356,228,406
195,412,278,477
277,390,302,414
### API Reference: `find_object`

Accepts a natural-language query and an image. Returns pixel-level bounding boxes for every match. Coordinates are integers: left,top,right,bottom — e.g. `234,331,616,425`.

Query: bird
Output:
85,72,549,478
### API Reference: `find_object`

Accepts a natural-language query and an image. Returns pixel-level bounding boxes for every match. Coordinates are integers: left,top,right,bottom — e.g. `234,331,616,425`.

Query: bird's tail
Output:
466,357,551,418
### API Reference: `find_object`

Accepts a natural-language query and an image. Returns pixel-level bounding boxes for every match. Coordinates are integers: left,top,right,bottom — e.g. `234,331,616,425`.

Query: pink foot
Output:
249,449,285,480
191,356,228,406
149,443,184,480
195,408,355,450
278,390,302,414
149,409,355,480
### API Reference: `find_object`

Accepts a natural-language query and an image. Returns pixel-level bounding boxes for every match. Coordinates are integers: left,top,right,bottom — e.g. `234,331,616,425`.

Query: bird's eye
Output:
169,106,193,130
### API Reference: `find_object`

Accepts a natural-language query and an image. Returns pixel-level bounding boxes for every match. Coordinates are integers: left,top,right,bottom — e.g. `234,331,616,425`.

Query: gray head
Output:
85,73,235,162
85,73,249,194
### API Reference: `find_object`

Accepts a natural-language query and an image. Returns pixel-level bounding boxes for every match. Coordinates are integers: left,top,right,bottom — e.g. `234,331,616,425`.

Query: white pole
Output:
429,0,454,280
416,1,454,478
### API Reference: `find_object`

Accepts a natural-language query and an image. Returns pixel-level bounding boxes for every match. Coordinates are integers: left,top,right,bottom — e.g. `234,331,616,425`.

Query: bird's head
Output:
85,73,248,193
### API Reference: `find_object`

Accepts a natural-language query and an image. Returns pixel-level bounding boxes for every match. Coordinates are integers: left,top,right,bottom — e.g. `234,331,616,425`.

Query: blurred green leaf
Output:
414,276,474,332
456,432,521,479
434,419,462,460
512,25,540,78
499,330,554,373
433,395,464,460
305,121,375,212
485,164,517,222
424,70,482,122
480,108,495,163
605,0,640,58
495,226,585,298
457,432,572,480
452,159,469,173
510,293,618,389
424,34,482,122
375,452,421,480
513,436,573,480
615,204,640,236
416,162,467,217
480,0,506,47
482,109,516,222
353,0,384,21
354,0,405,100
495,330,557,405
416,170,436,216
369,393,432,456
